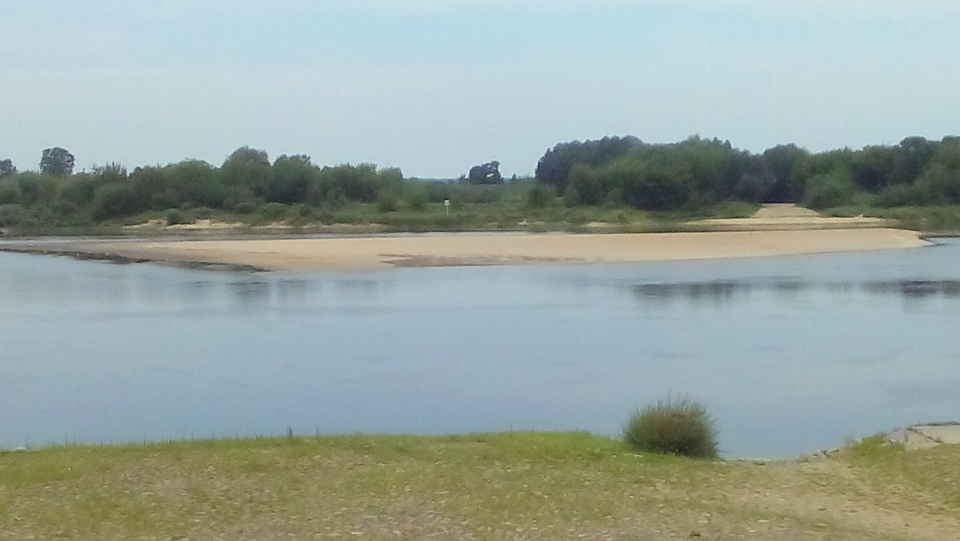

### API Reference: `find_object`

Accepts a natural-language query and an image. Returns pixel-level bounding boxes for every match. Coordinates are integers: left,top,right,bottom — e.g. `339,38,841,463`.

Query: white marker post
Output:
444,199,450,216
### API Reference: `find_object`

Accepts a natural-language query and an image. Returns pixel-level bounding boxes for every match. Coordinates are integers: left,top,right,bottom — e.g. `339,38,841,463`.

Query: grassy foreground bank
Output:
2,432,958,540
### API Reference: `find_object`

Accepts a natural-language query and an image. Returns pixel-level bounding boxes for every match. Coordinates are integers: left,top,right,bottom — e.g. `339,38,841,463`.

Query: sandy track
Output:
12,228,923,271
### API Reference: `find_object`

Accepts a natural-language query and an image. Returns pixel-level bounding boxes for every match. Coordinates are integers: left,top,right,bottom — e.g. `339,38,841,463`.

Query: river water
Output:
2,239,959,458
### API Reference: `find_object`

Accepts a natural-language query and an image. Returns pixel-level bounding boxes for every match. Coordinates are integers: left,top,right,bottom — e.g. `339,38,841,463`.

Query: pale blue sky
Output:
3,1,960,177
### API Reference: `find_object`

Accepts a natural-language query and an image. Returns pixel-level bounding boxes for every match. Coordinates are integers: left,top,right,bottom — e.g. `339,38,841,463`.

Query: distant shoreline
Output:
0,227,931,272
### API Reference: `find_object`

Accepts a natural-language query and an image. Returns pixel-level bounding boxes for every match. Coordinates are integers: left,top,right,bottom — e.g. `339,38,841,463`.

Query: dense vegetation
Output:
3,135,960,232
536,135,960,212
0,148,523,230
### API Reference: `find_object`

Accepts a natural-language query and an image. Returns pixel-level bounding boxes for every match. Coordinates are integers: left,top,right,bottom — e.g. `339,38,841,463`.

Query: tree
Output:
266,154,316,204
850,145,895,192
467,161,503,184
675,136,745,203
890,136,934,185
917,163,960,205
221,146,270,193
40,147,76,175
536,136,641,192
762,144,809,203
0,158,16,177
165,160,224,208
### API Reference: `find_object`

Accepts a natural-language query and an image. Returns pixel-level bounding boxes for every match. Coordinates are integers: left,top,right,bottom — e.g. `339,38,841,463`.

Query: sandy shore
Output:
1,228,930,271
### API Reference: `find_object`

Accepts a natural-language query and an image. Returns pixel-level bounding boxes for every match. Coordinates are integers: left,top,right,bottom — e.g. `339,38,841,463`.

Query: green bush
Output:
91,183,146,220
0,203,23,227
257,202,289,221
623,396,718,458
526,184,555,208
164,208,189,225
0,182,20,205
874,183,927,207
377,191,399,212
233,201,257,214
803,171,856,209
192,206,215,219
404,183,429,211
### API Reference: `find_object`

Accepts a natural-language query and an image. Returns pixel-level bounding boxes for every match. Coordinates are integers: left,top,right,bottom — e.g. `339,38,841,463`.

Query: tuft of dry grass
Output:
1,432,958,540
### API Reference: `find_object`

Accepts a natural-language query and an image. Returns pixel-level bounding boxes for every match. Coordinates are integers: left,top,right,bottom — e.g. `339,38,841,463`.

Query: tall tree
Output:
468,161,503,184
761,144,808,203
40,147,76,175
890,136,935,185
850,145,895,192
267,154,316,204
0,158,15,177
221,146,270,194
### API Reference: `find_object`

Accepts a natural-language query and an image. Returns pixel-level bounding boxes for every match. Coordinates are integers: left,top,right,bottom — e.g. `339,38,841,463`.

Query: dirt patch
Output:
728,458,960,541
687,204,891,231
752,204,823,218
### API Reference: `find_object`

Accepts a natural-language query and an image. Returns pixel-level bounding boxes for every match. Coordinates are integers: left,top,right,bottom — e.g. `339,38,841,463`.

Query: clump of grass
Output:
623,396,719,458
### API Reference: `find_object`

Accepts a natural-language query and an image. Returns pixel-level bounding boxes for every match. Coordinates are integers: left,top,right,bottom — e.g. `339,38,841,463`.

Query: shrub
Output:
404,183,429,211
377,191,399,212
526,184,555,208
623,396,718,458
53,198,81,218
91,183,146,220
192,206,215,219
233,201,257,214
257,202,289,221
445,183,502,204
874,183,926,208
803,171,856,209
0,203,23,227
0,182,20,205
164,208,189,225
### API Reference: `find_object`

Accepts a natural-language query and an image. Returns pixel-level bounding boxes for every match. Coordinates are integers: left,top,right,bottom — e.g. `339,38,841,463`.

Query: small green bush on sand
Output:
623,396,719,458
164,208,189,225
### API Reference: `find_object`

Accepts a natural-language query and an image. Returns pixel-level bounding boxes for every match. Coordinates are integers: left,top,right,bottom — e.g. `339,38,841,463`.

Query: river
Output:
2,239,959,458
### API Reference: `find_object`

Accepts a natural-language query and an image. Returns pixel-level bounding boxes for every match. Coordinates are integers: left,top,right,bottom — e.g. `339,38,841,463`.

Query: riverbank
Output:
1,432,957,540
0,228,930,271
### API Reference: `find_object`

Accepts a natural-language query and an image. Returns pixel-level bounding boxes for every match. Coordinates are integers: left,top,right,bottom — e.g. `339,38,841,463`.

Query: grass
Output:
2,432,959,540
824,204,960,232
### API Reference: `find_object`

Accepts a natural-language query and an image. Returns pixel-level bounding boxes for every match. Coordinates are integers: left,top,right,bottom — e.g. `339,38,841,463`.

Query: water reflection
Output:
634,279,960,302
335,279,384,298
865,280,960,298
277,279,312,302
228,280,272,304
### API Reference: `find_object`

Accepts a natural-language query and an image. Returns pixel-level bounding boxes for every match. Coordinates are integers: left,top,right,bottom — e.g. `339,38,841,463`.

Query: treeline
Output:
535,135,960,211
4,135,960,230
0,147,500,228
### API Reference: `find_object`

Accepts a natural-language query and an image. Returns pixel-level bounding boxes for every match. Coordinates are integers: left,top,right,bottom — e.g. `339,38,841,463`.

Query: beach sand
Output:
6,227,926,271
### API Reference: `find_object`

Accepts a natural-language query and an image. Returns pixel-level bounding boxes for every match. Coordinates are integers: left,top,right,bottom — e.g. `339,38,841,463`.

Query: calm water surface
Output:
2,239,960,458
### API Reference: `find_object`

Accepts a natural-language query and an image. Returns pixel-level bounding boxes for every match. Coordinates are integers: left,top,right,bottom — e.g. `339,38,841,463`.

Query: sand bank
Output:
1,228,929,271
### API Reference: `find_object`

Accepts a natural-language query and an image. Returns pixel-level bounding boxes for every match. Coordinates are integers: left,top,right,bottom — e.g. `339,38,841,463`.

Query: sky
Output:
3,1,960,178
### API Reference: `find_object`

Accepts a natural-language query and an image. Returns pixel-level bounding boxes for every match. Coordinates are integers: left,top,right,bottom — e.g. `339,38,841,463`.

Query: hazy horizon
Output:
4,1,959,177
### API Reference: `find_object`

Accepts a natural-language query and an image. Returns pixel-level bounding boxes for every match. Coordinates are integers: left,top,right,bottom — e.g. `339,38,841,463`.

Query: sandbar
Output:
1,228,930,271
